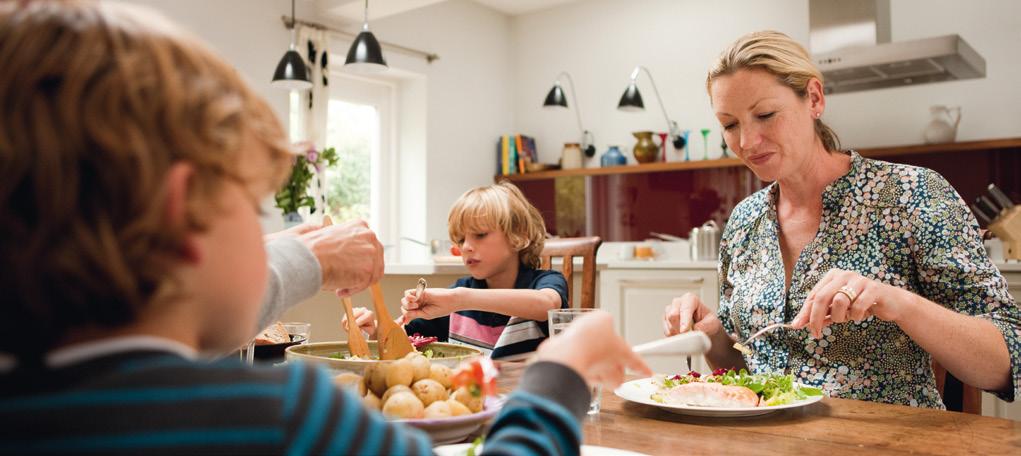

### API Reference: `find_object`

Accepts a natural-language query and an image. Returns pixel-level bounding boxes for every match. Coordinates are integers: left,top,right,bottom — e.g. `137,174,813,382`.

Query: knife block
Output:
988,206,1021,260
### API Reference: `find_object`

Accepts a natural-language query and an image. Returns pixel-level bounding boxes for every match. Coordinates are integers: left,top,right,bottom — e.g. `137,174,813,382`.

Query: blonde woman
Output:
348,182,568,359
663,31,1019,408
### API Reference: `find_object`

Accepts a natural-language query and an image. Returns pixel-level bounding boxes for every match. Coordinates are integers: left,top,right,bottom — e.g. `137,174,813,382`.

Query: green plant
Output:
274,146,338,215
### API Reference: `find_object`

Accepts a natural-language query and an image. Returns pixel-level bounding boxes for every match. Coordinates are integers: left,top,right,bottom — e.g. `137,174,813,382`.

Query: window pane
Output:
325,99,378,224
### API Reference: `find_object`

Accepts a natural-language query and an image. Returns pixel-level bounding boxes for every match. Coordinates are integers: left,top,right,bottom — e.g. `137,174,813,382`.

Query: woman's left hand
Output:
792,269,910,338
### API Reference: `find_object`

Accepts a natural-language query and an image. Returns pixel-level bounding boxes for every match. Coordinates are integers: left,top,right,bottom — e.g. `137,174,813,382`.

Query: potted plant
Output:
275,144,338,224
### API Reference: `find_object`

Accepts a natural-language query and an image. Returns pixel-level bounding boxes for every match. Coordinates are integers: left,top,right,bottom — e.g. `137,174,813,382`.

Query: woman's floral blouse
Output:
718,151,1020,408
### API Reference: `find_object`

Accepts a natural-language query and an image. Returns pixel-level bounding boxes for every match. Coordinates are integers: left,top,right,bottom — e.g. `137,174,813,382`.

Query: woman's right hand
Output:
663,292,722,337
341,306,378,338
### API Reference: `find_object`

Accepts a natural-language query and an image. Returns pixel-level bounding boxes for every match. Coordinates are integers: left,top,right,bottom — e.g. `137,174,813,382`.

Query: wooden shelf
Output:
499,157,745,182
497,137,1021,182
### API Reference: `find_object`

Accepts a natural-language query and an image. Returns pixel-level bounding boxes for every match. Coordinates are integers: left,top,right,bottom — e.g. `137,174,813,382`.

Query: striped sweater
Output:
406,266,569,360
0,350,588,455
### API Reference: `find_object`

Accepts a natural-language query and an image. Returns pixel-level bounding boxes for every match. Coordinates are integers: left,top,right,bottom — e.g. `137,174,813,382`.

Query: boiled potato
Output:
363,391,381,410
333,373,366,397
453,386,483,413
446,398,472,416
381,384,413,405
408,354,431,382
382,391,425,419
365,364,388,397
423,400,452,419
385,359,415,388
411,379,448,406
429,364,453,389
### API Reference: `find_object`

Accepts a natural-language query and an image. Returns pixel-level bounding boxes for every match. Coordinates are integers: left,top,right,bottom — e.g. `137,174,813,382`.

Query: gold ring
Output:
836,285,858,303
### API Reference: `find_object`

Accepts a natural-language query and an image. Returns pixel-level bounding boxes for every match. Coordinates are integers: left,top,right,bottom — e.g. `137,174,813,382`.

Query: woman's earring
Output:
814,112,822,119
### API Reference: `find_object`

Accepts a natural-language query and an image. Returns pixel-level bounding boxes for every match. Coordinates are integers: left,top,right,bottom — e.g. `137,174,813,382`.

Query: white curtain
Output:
295,24,330,223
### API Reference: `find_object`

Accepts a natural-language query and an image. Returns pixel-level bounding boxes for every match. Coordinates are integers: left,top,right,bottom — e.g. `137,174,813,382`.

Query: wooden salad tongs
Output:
323,215,371,359
371,283,415,360
341,297,371,358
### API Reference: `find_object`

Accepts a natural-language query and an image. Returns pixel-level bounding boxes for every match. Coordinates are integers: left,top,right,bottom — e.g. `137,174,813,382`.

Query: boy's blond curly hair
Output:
448,182,548,269
0,0,292,358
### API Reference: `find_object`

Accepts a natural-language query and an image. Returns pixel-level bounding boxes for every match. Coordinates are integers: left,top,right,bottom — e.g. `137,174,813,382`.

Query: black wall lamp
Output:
344,0,388,73
543,72,596,157
617,66,685,150
272,0,312,90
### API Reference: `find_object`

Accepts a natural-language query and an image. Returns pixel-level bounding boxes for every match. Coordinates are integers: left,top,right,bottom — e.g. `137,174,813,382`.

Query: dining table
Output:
492,362,1021,455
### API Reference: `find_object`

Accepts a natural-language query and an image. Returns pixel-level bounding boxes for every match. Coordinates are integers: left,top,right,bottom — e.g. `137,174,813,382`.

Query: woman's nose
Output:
739,124,761,151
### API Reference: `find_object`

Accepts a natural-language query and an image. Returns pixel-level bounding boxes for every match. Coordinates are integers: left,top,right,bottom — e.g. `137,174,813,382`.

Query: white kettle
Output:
923,105,961,144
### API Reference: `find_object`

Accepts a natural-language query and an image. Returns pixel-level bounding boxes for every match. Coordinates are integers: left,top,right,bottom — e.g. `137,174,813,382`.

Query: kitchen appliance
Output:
983,184,1021,260
809,0,985,94
689,220,722,261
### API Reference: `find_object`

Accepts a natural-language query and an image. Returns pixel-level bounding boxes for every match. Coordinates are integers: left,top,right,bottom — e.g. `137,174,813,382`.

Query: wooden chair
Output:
933,361,981,414
539,236,602,309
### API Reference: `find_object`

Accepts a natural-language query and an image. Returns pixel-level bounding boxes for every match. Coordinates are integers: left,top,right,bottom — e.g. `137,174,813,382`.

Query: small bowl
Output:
253,337,306,362
285,341,482,375
525,163,560,173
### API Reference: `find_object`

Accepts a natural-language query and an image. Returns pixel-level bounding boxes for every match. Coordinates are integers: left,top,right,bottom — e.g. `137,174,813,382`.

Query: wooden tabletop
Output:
494,362,1021,455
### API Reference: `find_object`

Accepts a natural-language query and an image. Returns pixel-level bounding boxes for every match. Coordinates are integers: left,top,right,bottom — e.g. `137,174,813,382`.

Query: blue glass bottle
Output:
600,145,627,167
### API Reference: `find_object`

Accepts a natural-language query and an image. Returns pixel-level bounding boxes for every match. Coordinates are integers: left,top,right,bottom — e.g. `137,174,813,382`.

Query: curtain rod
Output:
282,16,439,63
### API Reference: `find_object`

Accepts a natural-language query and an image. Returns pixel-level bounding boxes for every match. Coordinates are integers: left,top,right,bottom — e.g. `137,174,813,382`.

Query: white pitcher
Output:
923,105,961,144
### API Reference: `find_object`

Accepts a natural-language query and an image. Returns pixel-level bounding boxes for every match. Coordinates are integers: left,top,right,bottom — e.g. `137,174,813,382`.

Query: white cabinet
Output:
599,267,718,375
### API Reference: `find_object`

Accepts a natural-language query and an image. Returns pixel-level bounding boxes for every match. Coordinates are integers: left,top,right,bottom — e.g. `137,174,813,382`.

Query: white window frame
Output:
326,72,400,249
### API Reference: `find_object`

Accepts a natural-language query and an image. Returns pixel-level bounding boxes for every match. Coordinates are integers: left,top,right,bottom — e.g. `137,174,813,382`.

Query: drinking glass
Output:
282,322,311,344
548,308,601,415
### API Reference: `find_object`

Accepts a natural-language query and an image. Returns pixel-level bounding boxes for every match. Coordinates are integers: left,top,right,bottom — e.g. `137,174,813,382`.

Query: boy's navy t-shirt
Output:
404,265,569,359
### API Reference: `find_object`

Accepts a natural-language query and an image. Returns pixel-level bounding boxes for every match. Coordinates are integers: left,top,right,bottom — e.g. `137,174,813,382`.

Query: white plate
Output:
613,377,824,417
435,443,649,456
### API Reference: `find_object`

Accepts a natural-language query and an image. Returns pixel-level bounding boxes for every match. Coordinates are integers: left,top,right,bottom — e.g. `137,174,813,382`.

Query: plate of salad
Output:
614,368,824,417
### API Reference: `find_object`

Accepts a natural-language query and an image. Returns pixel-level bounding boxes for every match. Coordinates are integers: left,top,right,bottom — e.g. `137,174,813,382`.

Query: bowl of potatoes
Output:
285,341,482,375
287,342,500,444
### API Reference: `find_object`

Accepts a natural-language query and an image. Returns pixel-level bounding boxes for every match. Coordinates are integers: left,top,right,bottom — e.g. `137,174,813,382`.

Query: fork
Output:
732,322,795,355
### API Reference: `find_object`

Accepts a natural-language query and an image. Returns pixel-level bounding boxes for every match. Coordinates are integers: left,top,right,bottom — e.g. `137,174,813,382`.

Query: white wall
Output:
116,0,292,121
829,0,1021,147
513,0,1021,160
114,0,297,234
371,0,515,243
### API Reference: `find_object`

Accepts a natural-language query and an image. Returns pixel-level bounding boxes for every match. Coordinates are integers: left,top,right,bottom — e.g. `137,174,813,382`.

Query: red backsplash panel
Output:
516,148,1020,241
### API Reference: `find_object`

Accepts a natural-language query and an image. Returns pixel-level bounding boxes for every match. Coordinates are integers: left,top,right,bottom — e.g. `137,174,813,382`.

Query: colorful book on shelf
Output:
508,134,518,174
522,135,537,163
501,135,510,175
515,135,525,173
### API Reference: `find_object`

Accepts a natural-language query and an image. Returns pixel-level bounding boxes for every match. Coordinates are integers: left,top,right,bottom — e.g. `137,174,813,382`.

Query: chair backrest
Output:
539,236,602,309
932,360,981,414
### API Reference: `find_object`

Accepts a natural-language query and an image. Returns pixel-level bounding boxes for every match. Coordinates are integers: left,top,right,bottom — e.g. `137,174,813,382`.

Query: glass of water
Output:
281,322,311,344
548,308,601,415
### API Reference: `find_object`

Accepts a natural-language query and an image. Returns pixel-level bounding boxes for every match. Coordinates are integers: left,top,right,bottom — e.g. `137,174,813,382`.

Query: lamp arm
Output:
558,71,595,156
557,72,586,137
634,66,681,140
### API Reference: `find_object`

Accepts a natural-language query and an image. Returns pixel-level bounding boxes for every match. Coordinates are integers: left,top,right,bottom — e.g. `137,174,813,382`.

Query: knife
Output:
633,331,712,357
971,203,994,224
977,195,1002,218
987,184,1016,211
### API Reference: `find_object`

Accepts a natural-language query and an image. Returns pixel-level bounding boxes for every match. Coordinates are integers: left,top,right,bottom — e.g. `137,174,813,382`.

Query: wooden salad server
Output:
341,297,371,358
371,283,414,360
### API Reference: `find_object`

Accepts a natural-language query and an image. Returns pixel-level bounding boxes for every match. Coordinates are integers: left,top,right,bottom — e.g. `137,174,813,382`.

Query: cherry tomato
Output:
450,245,461,256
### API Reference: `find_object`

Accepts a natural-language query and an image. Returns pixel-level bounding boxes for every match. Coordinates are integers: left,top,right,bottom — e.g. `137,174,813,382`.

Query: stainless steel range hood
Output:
809,0,986,94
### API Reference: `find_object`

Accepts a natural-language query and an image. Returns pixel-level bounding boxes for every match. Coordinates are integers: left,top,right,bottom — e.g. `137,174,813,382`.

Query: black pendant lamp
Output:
272,0,312,90
344,0,388,73
617,66,685,149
